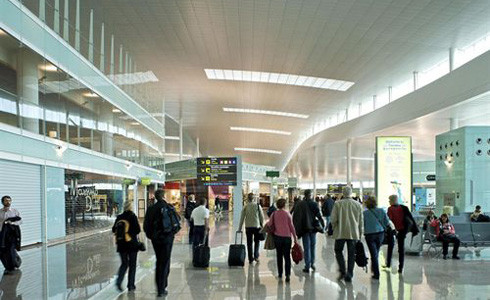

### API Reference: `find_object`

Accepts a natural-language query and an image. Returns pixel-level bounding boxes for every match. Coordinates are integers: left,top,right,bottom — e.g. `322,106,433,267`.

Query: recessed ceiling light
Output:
234,147,282,155
205,69,355,91
230,126,291,136
83,92,99,98
165,136,180,140
223,107,309,119
130,122,140,126
112,108,122,113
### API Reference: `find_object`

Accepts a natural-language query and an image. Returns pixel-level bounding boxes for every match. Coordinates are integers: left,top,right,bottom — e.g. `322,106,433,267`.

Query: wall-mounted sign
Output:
266,171,280,178
426,174,436,181
376,136,412,208
140,177,152,186
328,184,346,193
197,157,237,186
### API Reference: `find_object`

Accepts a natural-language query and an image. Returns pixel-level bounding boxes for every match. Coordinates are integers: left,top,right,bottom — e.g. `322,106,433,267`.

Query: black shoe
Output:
443,255,447,260
452,256,460,260
311,265,316,271
115,282,123,292
157,290,168,297
254,258,260,263
371,275,379,280
398,268,403,274
285,276,290,283
128,287,136,292
302,267,309,273
344,276,352,282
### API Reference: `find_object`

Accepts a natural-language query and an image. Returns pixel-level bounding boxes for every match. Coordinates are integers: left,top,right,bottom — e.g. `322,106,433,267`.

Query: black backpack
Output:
115,219,130,242
161,204,181,234
355,241,368,270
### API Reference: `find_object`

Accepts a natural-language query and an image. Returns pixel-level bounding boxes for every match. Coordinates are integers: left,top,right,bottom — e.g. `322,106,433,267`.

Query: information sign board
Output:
197,157,237,186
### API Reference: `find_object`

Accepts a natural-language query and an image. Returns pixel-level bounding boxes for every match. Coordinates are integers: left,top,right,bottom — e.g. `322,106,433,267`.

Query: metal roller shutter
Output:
0,159,42,246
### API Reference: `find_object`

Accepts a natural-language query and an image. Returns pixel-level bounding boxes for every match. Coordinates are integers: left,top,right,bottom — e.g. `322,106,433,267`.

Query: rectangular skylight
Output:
230,126,291,136
234,147,282,155
223,107,309,119
205,69,355,91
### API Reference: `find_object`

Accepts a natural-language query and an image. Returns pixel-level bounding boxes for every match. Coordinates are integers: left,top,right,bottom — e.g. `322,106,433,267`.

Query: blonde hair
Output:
123,201,132,211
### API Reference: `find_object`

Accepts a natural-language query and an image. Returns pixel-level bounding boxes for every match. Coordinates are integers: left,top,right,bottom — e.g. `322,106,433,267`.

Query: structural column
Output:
450,118,459,130
313,146,318,197
100,106,114,155
179,118,183,160
17,48,40,133
233,156,243,231
346,138,352,186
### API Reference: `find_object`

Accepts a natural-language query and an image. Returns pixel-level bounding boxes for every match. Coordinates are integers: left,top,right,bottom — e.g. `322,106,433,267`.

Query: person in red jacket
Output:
430,213,460,260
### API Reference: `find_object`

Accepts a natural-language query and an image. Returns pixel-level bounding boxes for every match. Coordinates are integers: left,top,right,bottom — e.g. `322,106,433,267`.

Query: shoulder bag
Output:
257,204,266,241
368,209,394,245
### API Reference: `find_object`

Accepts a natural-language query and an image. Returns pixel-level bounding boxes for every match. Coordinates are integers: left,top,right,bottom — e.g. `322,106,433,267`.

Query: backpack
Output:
161,204,181,235
115,219,131,242
355,241,368,270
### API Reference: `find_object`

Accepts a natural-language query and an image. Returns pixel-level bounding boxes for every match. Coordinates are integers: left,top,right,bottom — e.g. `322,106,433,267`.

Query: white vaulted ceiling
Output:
80,0,490,168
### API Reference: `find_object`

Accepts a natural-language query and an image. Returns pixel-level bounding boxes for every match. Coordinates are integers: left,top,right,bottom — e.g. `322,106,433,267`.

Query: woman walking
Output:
112,200,141,292
268,198,298,282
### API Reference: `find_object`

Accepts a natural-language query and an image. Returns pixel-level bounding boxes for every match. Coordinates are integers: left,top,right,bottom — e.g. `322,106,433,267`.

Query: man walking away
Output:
322,194,335,230
144,190,180,297
190,197,210,250
238,193,264,264
0,196,22,275
331,187,363,282
185,194,197,244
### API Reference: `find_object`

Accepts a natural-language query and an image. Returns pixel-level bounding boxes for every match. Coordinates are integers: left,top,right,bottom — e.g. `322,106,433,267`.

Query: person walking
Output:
292,190,325,273
363,196,391,280
184,194,197,244
112,200,141,292
385,194,419,273
0,196,22,275
144,189,180,297
190,197,210,250
430,213,460,260
238,193,264,264
330,186,363,282
268,198,298,282
322,194,335,230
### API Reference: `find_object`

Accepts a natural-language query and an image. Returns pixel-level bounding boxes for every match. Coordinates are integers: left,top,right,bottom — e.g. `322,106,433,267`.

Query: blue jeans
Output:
365,232,384,278
302,232,317,269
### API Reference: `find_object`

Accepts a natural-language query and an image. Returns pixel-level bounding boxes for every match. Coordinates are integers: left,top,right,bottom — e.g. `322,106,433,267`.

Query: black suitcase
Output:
228,231,246,267
193,235,210,268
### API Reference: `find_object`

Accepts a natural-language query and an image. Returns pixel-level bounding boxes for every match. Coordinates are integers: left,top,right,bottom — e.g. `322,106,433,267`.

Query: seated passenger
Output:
423,210,437,231
470,205,490,222
430,213,460,260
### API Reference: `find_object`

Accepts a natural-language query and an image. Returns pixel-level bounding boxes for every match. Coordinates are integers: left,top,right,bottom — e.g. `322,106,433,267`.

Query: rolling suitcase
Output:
193,234,210,268
228,231,246,267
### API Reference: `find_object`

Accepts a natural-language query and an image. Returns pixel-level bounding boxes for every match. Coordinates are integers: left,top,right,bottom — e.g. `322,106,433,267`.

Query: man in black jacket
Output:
144,190,177,297
184,194,197,244
0,196,22,275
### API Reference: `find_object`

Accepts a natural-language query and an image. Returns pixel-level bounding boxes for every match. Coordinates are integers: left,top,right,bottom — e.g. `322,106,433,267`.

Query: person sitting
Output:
423,210,437,231
470,205,490,222
431,213,460,260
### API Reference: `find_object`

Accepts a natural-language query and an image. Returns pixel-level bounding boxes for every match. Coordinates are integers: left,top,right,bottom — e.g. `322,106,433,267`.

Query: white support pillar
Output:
233,156,243,231
179,118,183,160
133,182,138,213
119,45,123,73
372,95,377,111
388,86,393,103
63,0,69,41
99,23,105,71
449,47,454,72
196,137,200,157
39,0,45,22
413,71,418,91
346,138,352,186
53,0,60,34
110,35,115,75
359,181,364,199
75,0,80,51
161,99,166,155
313,146,318,197
88,9,94,62
125,51,129,74
450,118,459,130
17,49,40,133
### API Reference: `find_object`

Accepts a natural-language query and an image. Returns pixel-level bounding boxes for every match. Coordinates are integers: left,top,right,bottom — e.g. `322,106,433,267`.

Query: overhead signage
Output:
328,184,346,193
266,171,280,178
288,177,298,188
376,136,412,208
426,174,436,181
197,157,237,186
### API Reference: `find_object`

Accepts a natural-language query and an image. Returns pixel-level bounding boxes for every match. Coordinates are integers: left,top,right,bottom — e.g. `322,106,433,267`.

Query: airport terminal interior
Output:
1,0,490,299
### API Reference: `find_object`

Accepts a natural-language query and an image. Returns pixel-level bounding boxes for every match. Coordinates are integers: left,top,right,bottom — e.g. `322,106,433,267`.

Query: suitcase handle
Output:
235,231,243,244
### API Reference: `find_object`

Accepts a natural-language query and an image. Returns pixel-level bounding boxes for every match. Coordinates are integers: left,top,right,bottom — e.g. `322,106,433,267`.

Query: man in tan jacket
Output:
238,193,264,264
330,186,363,282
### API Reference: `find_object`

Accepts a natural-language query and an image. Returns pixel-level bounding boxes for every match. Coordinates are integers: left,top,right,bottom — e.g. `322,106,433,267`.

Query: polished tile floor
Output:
3,213,490,299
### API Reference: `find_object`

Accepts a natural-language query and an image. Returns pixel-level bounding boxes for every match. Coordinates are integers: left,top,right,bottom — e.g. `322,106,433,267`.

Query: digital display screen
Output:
197,157,237,186
376,137,412,209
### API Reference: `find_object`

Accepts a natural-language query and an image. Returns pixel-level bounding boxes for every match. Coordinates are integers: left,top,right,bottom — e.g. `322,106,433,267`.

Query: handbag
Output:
257,204,266,241
368,209,394,245
264,233,275,250
291,242,303,264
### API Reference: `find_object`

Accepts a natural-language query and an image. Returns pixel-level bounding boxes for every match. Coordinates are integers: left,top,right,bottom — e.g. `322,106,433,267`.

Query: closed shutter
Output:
0,159,42,246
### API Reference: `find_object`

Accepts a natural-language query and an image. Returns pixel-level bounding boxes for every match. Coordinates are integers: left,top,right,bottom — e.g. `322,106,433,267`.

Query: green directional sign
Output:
266,171,280,178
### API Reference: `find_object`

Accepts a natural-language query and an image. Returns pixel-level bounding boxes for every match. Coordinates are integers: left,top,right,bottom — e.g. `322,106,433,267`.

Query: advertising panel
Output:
376,136,412,208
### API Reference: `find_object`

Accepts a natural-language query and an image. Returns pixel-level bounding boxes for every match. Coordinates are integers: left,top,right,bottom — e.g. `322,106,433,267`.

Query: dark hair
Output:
440,213,450,223
276,198,286,209
1,196,11,204
365,196,377,209
155,189,164,201
476,205,481,210
247,193,254,202
198,197,207,206
304,189,312,199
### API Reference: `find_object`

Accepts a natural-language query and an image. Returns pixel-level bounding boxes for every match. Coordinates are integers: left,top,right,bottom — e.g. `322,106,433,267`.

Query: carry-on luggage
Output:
228,231,246,267
291,242,303,264
404,231,423,255
193,234,210,268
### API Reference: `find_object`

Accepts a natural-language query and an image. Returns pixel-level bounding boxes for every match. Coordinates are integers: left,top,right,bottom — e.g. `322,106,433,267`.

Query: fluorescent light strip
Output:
165,136,180,140
230,126,291,136
223,107,309,119
165,153,193,158
235,147,282,155
205,69,355,91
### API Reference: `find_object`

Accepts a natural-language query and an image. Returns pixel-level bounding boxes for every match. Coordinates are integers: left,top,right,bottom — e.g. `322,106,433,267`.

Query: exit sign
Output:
266,171,280,178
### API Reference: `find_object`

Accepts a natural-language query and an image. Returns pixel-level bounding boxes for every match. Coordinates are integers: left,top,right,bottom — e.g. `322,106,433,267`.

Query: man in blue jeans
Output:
331,187,364,282
292,190,325,273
